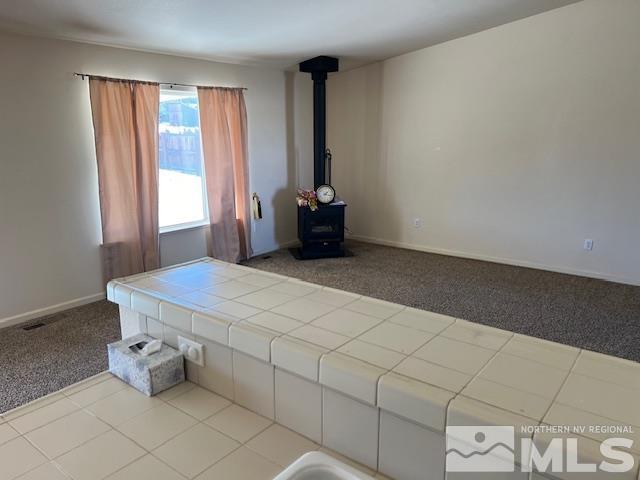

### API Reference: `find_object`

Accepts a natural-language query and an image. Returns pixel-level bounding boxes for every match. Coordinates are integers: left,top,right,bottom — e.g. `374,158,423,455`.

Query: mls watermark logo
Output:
446,425,636,474
446,426,516,472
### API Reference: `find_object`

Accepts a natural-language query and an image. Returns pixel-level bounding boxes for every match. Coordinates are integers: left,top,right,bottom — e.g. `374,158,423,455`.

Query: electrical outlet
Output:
178,336,204,366
583,239,594,251
413,218,422,229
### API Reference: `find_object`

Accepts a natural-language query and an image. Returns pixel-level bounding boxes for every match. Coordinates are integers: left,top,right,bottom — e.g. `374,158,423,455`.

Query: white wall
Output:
327,0,640,285
0,32,297,324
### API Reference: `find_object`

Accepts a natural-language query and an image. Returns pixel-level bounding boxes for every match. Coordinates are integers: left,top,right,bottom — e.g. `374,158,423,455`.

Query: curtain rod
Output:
73,72,247,90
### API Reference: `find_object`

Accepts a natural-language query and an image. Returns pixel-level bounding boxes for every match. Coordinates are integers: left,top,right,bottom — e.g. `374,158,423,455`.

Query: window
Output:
158,86,208,232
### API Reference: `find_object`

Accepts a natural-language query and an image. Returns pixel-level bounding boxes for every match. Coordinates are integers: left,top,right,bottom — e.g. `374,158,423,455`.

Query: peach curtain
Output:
89,77,160,281
198,87,252,262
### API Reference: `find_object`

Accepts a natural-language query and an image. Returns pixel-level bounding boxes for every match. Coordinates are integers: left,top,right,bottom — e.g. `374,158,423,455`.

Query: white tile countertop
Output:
107,257,640,478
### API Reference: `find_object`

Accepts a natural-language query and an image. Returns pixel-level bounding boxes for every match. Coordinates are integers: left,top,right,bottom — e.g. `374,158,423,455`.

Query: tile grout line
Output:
7,383,118,437
436,330,515,435
538,350,582,425
38,380,264,480
0,373,131,480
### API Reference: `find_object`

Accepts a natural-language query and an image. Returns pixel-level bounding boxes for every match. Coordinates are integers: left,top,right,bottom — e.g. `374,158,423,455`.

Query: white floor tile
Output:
152,423,239,479
194,446,282,480
66,377,128,408
2,394,66,423
0,423,19,447
0,437,47,480
105,454,185,480
25,409,111,459
205,404,272,443
8,398,78,434
87,388,162,426
59,372,112,397
245,424,318,467
167,386,231,420
14,462,70,480
117,403,198,450
156,381,197,402
56,430,145,480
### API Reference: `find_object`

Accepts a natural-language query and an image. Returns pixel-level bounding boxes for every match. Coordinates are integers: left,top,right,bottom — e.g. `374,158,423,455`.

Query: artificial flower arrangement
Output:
296,188,318,211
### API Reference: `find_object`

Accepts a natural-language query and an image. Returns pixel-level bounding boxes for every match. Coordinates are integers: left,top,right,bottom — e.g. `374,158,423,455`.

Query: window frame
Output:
158,84,210,234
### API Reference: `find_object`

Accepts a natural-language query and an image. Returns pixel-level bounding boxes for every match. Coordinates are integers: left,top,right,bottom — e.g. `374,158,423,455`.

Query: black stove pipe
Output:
299,56,339,189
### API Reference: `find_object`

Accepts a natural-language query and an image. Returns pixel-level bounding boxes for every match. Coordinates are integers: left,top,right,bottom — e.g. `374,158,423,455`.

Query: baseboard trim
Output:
251,239,299,258
0,292,107,330
279,239,300,249
347,234,639,287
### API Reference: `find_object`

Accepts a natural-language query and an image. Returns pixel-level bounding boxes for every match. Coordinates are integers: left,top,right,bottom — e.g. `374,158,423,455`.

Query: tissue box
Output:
108,333,185,396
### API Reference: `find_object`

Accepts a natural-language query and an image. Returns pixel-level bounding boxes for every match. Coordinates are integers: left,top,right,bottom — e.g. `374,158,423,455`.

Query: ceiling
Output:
0,0,581,70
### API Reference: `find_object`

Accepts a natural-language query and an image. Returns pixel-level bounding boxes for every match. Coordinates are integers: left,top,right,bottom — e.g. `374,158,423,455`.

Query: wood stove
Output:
297,204,345,259
296,56,346,259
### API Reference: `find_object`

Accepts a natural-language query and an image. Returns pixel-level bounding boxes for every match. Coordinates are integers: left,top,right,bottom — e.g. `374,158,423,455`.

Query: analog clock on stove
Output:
316,184,336,204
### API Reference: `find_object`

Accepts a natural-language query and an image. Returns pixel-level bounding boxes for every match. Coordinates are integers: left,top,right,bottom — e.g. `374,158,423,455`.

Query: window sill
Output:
159,220,210,235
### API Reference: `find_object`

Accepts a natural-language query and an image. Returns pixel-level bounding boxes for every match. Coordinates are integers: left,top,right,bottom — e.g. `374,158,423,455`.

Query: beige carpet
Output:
245,240,640,362
0,301,120,413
